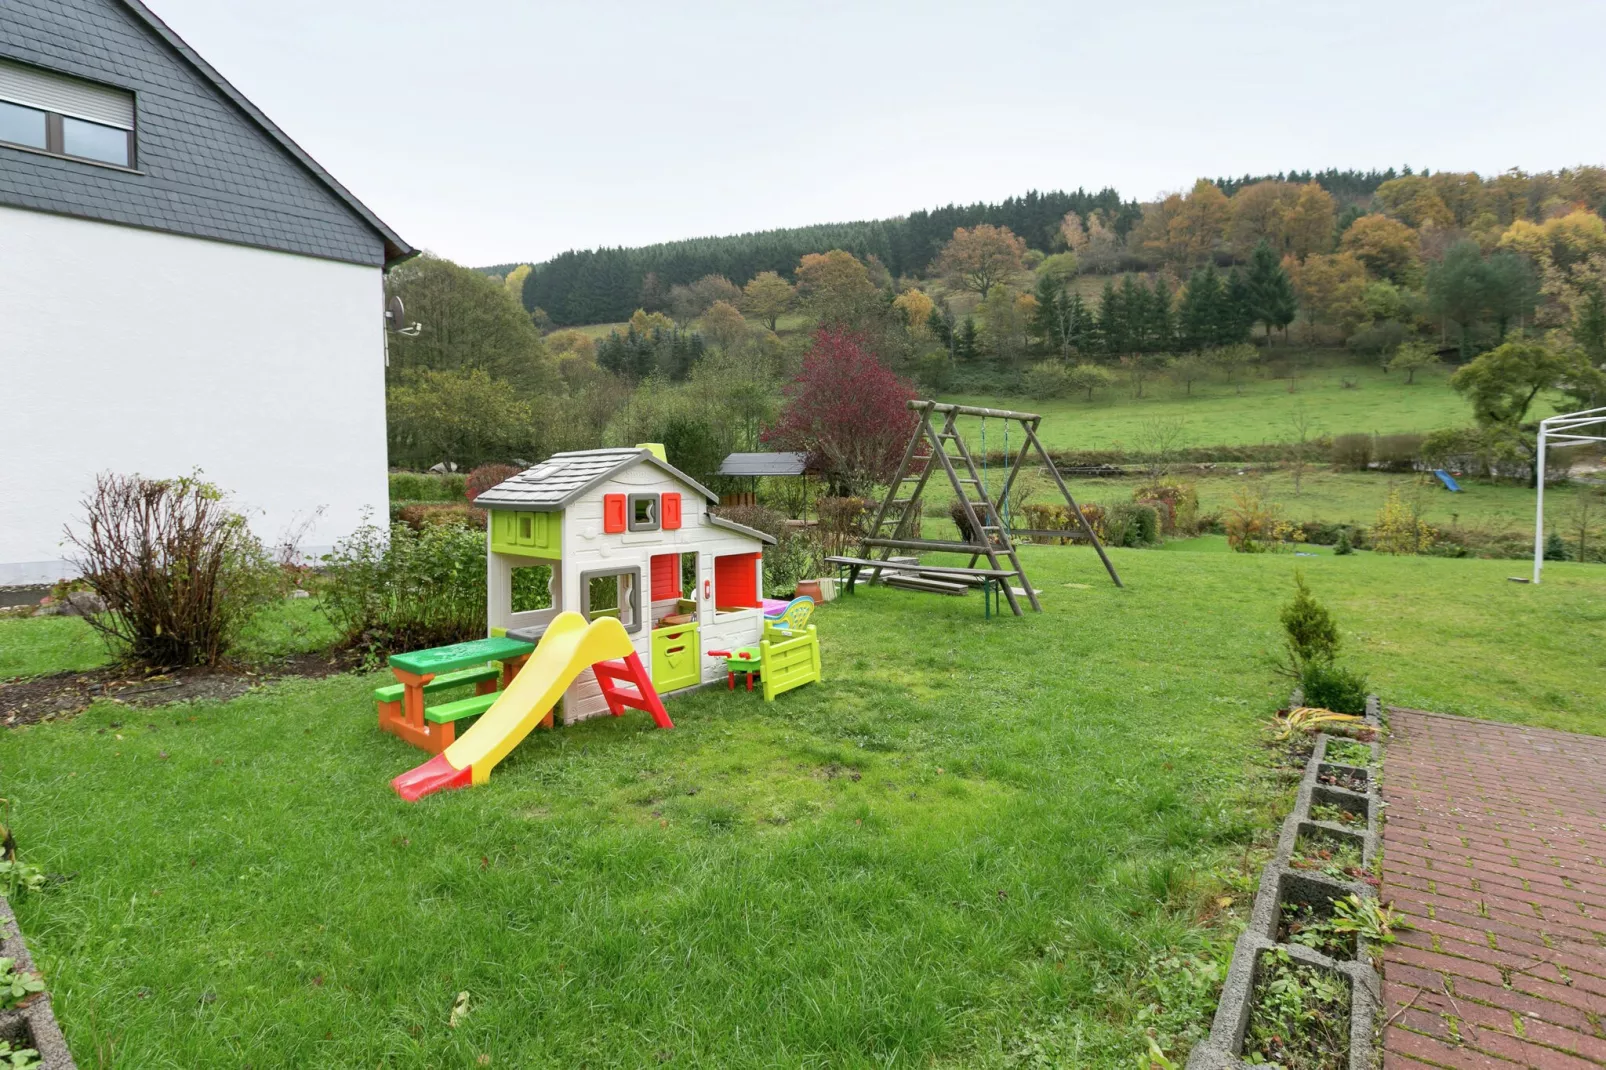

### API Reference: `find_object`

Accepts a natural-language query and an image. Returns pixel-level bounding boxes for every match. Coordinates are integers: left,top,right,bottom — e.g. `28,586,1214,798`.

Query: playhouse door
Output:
651,623,700,693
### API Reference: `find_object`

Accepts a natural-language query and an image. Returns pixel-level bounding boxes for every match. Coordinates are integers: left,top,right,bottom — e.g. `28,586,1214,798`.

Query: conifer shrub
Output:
1300,662,1369,715
1280,571,1340,675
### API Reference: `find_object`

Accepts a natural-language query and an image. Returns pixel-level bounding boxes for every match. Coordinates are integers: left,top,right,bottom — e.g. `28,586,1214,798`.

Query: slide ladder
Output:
391,613,671,802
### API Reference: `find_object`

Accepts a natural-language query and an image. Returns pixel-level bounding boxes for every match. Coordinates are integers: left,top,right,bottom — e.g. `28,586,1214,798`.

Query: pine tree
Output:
1149,276,1174,353
1067,293,1095,356
1097,278,1124,355
1245,241,1298,342
1178,267,1223,351
1120,274,1150,352
1033,273,1068,355
1223,268,1255,346
1575,286,1606,365
957,317,980,362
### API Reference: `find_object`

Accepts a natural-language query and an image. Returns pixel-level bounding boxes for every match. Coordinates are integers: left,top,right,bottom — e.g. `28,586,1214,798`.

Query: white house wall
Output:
0,206,388,583
558,464,764,723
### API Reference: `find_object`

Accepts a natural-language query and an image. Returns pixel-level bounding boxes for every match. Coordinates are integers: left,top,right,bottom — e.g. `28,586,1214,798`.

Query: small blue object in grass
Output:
1295,551,1320,557
1433,469,1462,492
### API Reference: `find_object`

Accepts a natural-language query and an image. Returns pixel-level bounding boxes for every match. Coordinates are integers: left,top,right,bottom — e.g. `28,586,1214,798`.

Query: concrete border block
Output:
1186,695,1384,1070
0,896,74,1069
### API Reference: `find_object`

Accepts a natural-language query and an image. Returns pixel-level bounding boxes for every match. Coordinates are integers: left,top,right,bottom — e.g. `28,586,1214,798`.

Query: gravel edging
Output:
1187,694,1384,1070
0,895,73,1068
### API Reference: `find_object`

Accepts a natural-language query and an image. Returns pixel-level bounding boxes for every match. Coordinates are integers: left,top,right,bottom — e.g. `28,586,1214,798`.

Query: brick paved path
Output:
1381,707,1606,1069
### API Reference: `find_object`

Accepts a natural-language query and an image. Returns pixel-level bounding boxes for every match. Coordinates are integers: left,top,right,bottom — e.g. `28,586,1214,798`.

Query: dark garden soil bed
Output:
1315,764,1367,792
0,650,361,726
1322,738,1373,765
1290,829,1370,885
1245,949,1352,1069
1279,898,1358,960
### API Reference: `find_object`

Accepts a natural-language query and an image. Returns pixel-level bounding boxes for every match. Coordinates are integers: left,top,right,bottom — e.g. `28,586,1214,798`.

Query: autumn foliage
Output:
762,328,919,494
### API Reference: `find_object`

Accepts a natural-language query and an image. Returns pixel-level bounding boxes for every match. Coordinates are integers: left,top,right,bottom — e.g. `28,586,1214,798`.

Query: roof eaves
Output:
706,514,777,545
112,0,415,268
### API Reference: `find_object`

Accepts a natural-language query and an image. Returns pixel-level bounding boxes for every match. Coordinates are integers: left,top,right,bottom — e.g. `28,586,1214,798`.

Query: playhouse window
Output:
627,493,659,532
713,552,761,611
510,565,553,612
580,567,641,634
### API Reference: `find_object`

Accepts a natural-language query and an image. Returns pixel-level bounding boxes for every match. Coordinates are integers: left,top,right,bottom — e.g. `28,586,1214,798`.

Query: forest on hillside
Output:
496,169,1430,326
389,165,1606,501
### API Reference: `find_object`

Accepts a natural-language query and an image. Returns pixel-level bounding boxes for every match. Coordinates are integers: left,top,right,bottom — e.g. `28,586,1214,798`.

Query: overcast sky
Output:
148,0,1606,268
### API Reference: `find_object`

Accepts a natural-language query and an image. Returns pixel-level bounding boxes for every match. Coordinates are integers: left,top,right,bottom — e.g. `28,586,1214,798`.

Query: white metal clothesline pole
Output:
1533,406,1606,584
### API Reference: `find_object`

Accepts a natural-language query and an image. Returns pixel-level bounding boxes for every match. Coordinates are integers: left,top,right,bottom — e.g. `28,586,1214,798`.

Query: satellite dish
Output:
384,294,421,337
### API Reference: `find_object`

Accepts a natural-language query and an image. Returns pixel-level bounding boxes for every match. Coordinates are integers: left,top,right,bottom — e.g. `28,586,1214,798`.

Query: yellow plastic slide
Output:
391,612,654,800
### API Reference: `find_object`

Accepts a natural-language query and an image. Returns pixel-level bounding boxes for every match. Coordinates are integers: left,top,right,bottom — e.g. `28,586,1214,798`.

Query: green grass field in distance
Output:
0,549,1601,1067
943,354,1573,453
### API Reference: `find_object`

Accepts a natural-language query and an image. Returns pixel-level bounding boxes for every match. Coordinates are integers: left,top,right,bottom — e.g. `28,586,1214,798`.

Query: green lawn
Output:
945,355,1574,454
1,549,1601,1067
0,597,339,680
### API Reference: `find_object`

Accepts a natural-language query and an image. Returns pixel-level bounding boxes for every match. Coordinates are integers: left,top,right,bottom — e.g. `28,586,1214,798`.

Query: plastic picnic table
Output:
386,636,536,754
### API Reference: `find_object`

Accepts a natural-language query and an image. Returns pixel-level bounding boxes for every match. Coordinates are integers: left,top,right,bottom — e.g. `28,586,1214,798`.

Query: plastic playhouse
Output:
378,445,823,800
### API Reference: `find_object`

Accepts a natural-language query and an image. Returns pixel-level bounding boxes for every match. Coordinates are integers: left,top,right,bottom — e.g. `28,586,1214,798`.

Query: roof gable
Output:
474,448,720,512
0,0,411,267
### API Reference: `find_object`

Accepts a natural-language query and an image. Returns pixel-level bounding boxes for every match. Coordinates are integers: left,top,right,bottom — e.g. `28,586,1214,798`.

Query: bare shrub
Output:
64,473,276,668
1330,433,1373,471
816,496,871,557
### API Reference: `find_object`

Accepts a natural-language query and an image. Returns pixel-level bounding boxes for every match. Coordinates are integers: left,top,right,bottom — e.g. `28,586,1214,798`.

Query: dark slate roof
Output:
717,452,811,477
0,0,412,268
474,448,720,512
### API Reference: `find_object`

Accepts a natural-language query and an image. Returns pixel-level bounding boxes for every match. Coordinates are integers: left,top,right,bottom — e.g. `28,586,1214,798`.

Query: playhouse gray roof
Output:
716,452,811,477
473,448,720,512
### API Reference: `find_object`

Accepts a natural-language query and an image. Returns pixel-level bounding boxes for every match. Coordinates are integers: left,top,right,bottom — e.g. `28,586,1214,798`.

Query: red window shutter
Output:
661,492,682,530
603,494,626,533
650,553,681,600
713,552,761,609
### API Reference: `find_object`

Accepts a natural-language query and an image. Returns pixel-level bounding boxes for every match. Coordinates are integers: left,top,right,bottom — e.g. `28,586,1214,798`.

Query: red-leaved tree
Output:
762,328,919,495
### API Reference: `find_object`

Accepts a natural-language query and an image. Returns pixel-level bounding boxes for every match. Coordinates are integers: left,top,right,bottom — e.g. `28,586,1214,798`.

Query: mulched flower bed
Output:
1316,766,1366,792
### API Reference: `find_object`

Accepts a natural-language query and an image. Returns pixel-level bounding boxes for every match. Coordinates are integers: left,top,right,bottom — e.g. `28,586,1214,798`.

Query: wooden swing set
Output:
827,400,1121,617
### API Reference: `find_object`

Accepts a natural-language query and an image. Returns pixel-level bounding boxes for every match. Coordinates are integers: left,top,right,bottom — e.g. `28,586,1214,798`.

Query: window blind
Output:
0,58,132,129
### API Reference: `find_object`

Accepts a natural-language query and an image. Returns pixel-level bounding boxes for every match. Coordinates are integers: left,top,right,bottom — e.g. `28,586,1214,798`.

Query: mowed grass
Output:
944,355,1577,454
1,550,1602,1067
0,597,339,680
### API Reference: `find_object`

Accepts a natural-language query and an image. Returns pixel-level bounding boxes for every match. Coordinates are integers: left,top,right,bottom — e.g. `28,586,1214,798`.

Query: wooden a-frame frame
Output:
854,401,1121,615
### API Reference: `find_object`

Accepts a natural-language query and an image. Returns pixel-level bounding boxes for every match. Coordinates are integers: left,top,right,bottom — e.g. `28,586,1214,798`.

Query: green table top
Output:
388,636,536,677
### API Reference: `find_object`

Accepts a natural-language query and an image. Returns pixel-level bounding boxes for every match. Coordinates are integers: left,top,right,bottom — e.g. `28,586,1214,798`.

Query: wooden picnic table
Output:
385,636,535,754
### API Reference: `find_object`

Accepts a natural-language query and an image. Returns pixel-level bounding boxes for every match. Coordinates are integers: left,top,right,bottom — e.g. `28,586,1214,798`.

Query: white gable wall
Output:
0,206,388,583
558,463,765,722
